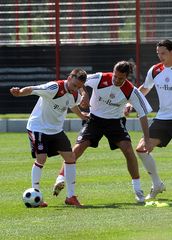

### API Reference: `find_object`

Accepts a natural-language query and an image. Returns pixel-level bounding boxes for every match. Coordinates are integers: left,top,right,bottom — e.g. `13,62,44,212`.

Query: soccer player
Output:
10,68,89,207
134,39,172,200
53,61,153,203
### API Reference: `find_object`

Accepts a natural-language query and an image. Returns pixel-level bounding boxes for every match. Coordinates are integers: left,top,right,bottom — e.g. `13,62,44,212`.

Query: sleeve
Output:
143,66,155,89
85,72,102,88
31,81,58,99
129,87,152,118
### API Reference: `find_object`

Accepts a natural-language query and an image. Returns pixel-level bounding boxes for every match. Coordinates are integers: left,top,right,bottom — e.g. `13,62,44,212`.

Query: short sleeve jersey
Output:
27,80,81,134
85,72,152,119
143,63,172,119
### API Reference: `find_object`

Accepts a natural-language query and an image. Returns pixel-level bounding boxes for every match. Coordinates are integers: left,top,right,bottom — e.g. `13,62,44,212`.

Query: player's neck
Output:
163,61,172,68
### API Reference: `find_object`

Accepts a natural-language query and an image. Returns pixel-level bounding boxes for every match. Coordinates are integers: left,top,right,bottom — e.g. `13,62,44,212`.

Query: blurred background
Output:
1,0,172,113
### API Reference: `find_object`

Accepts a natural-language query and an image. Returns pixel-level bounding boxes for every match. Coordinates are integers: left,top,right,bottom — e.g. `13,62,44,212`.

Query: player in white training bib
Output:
135,39,172,200
54,61,153,203
10,68,89,207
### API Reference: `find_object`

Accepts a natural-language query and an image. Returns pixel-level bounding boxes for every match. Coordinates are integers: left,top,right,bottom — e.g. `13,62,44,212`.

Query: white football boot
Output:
145,182,166,200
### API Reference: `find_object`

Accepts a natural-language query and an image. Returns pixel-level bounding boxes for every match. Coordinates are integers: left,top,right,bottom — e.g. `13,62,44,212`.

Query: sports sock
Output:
132,178,142,192
55,174,65,184
31,161,43,190
59,166,64,176
137,151,162,187
64,162,76,198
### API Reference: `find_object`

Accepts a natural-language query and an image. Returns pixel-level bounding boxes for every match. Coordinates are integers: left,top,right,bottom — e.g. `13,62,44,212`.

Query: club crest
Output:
109,93,115,99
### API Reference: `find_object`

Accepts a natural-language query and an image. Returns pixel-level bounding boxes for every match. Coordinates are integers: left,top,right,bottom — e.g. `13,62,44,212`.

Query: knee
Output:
73,145,80,159
65,152,76,164
122,143,134,155
36,154,47,165
73,143,86,159
136,138,145,152
136,144,146,153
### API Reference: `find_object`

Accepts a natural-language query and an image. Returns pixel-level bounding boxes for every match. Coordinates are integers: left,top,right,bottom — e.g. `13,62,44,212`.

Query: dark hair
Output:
70,68,87,83
157,39,172,51
114,61,133,77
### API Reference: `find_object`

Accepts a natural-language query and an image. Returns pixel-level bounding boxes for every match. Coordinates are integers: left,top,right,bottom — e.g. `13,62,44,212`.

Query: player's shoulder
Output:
97,72,113,89
151,62,165,79
71,91,79,102
54,80,65,86
53,80,78,102
53,80,67,98
120,80,134,100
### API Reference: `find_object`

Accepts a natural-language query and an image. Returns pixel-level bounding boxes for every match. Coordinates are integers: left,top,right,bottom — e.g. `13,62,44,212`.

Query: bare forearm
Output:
71,105,83,118
71,105,89,120
79,86,90,109
139,115,149,140
10,86,33,97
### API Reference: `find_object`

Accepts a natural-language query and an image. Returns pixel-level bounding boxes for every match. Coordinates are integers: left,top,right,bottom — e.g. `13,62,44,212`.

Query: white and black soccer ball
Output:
22,188,43,208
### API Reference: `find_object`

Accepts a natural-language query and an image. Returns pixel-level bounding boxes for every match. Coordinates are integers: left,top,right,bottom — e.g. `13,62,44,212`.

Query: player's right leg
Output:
53,141,90,196
136,137,165,200
28,131,48,207
118,140,145,203
53,117,98,198
59,150,83,207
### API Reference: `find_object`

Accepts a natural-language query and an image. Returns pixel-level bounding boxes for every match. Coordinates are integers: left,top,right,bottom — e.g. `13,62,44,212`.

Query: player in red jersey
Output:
53,61,153,203
10,68,89,207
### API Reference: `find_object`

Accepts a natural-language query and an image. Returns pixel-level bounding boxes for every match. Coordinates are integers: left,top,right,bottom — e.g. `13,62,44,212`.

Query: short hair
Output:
114,61,133,77
157,39,172,51
70,68,87,83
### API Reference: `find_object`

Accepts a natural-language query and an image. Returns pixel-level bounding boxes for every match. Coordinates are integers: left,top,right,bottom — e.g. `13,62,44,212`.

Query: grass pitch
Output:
0,131,172,240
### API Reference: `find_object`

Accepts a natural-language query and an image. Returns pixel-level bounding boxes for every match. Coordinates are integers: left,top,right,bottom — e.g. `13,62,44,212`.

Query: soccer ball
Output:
22,188,43,208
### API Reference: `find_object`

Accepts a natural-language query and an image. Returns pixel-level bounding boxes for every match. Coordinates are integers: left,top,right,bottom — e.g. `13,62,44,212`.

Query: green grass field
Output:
0,112,156,119
0,131,172,240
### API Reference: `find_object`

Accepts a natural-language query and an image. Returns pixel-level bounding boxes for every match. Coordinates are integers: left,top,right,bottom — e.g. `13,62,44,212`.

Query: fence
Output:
1,0,172,83
0,1,56,46
0,0,172,113
1,1,172,46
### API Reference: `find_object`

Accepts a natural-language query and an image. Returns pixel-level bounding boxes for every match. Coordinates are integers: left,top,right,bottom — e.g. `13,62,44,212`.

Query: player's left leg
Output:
136,137,165,200
59,151,83,207
32,153,48,207
117,140,145,203
53,140,90,196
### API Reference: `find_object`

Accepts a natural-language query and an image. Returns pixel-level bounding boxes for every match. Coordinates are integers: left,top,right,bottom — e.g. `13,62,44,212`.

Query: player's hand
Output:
124,103,133,116
10,87,21,97
80,112,90,121
138,138,153,154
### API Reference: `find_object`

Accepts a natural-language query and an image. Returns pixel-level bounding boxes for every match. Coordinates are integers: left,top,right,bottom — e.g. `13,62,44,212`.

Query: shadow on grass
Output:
50,202,146,210
77,202,145,209
49,198,172,210
156,198,172,207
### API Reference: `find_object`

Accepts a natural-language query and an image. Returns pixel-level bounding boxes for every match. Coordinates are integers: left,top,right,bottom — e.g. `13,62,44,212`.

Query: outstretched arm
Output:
10,86,33,97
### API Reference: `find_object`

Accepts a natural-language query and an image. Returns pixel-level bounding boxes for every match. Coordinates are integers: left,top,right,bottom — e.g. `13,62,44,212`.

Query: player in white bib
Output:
10,68,89,207
54,61,153,203
135,39,172,200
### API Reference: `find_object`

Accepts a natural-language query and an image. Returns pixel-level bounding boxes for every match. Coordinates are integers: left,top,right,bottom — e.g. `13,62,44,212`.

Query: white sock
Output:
64,163,76,198
132,178,142,192
55,174,65,184
31,161,43,190
137,151,162,187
